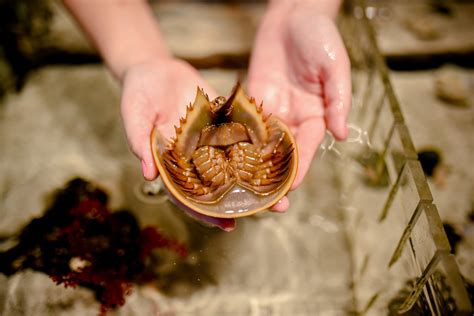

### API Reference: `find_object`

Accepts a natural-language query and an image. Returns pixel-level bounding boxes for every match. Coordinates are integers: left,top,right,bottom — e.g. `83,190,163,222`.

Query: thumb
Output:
120,86,159,181
140,146,159,181
130,126,158,181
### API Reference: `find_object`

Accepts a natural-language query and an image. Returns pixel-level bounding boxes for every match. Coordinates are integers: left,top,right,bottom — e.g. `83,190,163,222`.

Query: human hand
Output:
120,58,235,231
247,1,351,211
64,0,237,230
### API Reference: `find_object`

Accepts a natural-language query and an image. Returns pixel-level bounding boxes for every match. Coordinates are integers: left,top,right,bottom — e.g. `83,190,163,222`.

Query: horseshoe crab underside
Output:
151,84,298,218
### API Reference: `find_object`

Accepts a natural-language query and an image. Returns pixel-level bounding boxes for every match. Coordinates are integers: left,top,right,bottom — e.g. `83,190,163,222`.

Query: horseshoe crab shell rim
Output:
150,117,298,219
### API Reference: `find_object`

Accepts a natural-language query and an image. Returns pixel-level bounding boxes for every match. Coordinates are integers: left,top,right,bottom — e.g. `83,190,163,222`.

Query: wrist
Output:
268,0,342,19
107,39,171,83
100,11,171,82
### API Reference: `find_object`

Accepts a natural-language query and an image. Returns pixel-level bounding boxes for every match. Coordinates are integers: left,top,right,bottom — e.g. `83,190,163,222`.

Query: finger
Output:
292,117,326,189
322,33,351,140
120,85,159,181
270,196,289,212
183,207,236,232
141,157,158,181
138,134,159,180
139,119,159,181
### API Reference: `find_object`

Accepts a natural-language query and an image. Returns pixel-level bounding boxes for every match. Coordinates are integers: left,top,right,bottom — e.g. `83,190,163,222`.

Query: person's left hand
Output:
247,2,351,212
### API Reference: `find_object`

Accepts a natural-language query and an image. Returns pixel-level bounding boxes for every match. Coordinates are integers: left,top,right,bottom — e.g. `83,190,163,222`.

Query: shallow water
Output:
1,8,473,313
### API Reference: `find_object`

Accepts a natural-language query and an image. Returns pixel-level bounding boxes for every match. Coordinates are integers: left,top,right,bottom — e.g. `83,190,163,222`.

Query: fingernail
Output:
141,159,147,176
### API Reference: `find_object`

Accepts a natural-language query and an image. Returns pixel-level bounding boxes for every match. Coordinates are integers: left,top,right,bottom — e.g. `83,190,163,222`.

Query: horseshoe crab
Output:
151,84,297,218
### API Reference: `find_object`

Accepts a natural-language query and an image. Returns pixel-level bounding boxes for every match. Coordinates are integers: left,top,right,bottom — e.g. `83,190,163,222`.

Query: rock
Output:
404,14,442,40
434,65,471,106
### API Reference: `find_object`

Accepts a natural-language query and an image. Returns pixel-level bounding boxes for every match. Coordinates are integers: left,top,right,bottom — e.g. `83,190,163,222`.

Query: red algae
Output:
141,226,188,259
0,178,187,315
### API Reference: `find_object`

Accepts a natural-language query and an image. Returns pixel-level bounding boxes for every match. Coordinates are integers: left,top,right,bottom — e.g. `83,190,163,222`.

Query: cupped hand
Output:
247,2,351,211
120,58,235,231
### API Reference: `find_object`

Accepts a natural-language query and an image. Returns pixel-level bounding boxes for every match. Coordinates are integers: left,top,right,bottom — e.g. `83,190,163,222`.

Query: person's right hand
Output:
120,58,236,231
121,58,214,180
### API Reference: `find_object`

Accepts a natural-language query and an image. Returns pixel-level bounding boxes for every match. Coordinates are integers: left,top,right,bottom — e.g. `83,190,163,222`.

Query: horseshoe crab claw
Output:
151,83,298,219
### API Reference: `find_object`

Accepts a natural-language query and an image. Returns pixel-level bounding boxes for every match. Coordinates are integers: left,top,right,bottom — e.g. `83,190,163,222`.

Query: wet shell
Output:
151,84,298,218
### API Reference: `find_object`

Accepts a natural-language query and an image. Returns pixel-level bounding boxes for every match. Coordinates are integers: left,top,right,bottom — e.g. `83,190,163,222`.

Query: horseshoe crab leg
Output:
162,147,236,204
